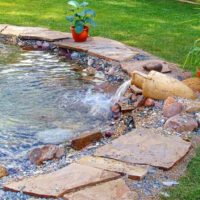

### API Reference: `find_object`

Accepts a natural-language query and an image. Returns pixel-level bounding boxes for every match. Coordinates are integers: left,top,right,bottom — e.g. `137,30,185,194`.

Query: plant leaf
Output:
84,9,96,17
85,17,96,27
68,0,79,8
80,1,89,7
75,21,84,34
66,16,75,22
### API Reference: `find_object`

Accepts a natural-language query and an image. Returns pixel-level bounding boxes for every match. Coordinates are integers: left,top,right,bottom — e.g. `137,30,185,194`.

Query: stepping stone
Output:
77,156,148,180
55,37,139,62
95,128,191,169
4,163,120,198
0,25,70,41
63,178,138,200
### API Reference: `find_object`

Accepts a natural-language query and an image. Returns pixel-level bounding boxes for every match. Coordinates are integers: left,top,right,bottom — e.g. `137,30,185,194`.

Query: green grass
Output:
161,148,200,200
0,1,200,198
0,0,199,67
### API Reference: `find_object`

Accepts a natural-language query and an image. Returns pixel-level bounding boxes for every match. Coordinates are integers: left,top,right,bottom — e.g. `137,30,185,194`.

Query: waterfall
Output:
112,80,131,103
82,79,131,117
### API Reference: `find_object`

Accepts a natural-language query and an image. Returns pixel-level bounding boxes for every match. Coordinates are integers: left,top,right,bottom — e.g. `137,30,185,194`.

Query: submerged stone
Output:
28,145,65,165
0,166,8,179
36,128,74,144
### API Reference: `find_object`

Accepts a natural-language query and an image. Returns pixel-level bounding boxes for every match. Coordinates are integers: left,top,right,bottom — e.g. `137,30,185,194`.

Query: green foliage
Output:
0,0,199,69
183,39,200,72
66,0,96,34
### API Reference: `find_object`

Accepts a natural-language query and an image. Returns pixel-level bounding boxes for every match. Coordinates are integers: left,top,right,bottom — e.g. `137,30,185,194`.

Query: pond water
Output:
0,43,112,169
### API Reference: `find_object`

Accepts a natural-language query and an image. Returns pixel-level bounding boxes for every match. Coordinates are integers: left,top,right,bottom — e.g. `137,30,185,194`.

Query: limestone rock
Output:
71,130,103,150
63,179,138,200
164,114,198,132
29,145,65,165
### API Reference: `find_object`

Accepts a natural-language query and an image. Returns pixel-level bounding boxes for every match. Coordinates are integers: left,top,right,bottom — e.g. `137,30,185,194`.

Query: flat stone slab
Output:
77,156,148,180
95,128,191,169
121,59,172,76
1,25,48,36
121,59,191,80
55,37,139,62
63,179,138,200
19,30,71,42
4,163,120,198
0,25,70,41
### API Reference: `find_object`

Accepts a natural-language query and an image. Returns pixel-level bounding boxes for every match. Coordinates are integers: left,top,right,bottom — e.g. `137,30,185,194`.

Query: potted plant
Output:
183,39,200,77
66,0,96,42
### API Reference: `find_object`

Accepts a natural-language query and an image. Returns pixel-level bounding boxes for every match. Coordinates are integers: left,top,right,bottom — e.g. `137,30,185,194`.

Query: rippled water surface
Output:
0,43,111,169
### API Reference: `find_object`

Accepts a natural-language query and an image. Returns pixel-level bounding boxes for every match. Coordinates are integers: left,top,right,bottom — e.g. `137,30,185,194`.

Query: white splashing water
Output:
82,89,112,117
82,79,131,117
112,80,131,103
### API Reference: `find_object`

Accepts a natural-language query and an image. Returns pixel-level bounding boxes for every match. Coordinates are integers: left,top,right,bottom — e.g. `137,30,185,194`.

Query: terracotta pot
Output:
132,71,196,100
71,26,89,42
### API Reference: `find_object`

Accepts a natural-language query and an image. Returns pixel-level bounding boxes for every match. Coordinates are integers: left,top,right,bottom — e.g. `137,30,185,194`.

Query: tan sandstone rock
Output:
95,128,191,169
77,156,148,180
71,130,103,150
4,163,120,198
63,179,138,200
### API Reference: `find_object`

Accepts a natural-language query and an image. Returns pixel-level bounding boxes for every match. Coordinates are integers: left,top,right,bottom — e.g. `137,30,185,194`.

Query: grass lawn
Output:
0,0,199,68
161,148,200,200
0,0,200,199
